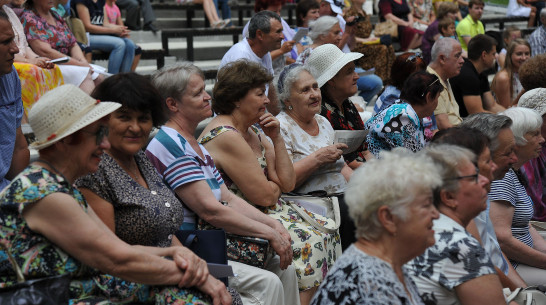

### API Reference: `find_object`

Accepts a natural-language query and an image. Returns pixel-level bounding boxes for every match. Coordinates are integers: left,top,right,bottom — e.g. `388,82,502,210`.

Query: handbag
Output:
374,19,398,38
225,234,271,269
0,242,71,305
505,286,546,305
281,193,341,234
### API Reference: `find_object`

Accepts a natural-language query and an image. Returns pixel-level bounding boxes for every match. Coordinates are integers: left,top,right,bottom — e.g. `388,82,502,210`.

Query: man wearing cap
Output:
519,88,546,222
450,34,505,117
220,10,283,114
428,37,465,130
0,11,29,191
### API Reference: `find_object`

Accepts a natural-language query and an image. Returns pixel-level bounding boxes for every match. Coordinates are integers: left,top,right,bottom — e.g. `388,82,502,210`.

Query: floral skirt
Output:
14,62,64,116
260,200,342,291
69,275,242,305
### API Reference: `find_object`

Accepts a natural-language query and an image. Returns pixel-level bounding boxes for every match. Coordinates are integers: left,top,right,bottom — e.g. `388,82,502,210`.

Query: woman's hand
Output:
29,57,55,69
272,220,292,244
172,246,209,287
196,275,232,305
111,25,127,36
269,228,293,269
280,40,296,54
259,113,281,140
314,143,347,165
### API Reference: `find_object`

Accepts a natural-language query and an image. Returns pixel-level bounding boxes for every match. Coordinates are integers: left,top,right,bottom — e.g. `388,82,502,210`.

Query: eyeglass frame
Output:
447,166,480,184
81,125,109,145
421,78,441,97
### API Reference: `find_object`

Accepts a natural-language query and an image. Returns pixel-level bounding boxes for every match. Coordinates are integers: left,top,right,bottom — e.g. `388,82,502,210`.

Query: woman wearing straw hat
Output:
0,84,232,304
305,43,368,169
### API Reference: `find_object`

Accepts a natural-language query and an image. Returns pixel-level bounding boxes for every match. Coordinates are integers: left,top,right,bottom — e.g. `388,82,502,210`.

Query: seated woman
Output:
198,60,340,305
366,71,444,158
21,0,101,93
2,3,63,119
311,148,442,305
73,0,136,74
489,107,546,286
497,26,521,69
408,144,508,305
275,63,355,251
297,19,383,104
491,39,531,108
305,43,373,168
146,62,300,305
346,0,396,81
0,84,231,305
379,0,424,51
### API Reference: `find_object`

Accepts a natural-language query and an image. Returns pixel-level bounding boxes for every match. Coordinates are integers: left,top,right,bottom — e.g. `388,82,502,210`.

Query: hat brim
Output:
329,3,343,14
30,101,121,150
316,52,363,88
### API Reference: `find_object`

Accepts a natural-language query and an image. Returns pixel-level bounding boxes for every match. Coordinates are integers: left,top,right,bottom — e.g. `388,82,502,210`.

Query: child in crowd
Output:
103,0,142,71
438,16,456,39
498,25,521,69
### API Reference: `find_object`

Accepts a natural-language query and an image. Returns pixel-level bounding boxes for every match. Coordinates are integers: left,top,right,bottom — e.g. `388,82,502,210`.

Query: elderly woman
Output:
305,43,371,169
489,107,546,286
145,62,300,305
311,148,441,305
0,84,231,304
199,59,340,305
21,0,101,92
409,144,508,305
297,21,382,104
275,63,355,252
366,71,444,157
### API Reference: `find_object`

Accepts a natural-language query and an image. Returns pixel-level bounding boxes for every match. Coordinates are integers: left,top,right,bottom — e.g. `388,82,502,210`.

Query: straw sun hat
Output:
305,44,363,88
28,84,121,150
518,88,546,116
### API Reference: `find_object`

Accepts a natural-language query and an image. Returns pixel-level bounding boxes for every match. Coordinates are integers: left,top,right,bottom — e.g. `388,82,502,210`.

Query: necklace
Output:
36,159,72,186
110,154,140,181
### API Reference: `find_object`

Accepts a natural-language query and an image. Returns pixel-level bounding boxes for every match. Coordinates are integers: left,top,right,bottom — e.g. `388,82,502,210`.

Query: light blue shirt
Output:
0,67,23,191
475,197,510,274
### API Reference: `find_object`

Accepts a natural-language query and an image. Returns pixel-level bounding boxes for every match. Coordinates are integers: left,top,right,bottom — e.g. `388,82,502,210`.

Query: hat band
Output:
33,99,102,146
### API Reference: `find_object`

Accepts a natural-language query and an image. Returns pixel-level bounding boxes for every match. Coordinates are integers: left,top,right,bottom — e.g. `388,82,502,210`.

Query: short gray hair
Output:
430,37,458,63
345,148,442,241
151,62,204,109
248,10,282,39
308,16,339,41
425,144,475,206
500,107,543,145
274,64,310,110
460,113,512,153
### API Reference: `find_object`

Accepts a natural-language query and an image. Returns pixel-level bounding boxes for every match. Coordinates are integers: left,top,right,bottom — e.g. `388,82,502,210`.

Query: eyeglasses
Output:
81,125,109,145
447,167,480,184
421,78,440,97
406,52,422,63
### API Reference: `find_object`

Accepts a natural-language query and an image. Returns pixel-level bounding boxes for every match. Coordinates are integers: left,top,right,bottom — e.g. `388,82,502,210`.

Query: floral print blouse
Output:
21,9,76,55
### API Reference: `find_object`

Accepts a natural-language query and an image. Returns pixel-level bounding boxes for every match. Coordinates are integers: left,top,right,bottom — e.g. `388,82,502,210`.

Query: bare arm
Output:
435,113,453,130
455,274,507,305
384,12,411,27
483,91,505,113
79,188,115,232
28,39,88,66
6,127,29,181
490,200,546,269
462,95,492,114
462,36,471,47
491,72,512,109
339,19,355,49
76,3,125,35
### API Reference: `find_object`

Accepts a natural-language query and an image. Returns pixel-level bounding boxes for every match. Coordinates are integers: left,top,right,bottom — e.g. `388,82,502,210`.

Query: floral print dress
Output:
199,126,342,291
0,165,214,305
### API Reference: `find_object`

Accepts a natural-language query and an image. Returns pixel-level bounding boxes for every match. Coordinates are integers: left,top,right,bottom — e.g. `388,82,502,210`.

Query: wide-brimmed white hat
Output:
324,0,343,15
305,44,363,88
29,84,121,150
519,88,546,116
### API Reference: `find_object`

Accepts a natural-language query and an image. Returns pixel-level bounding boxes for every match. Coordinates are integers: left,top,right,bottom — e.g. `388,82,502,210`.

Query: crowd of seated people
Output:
2,0,546,303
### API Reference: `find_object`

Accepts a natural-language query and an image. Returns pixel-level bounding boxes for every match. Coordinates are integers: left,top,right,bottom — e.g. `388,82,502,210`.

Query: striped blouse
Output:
489,168,534,269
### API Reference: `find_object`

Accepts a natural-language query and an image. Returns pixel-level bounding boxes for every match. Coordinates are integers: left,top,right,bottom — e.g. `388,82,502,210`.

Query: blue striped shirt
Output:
146,126,224,225
489,168,534,269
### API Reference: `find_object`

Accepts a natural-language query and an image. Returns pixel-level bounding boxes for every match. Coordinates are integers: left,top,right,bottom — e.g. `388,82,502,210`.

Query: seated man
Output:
456,0,484,51
450,34,505,117
528,10,546,56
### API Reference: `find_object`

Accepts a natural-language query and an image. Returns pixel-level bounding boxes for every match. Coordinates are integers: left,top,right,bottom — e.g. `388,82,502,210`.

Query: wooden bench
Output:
161,27,243,61
93,49,166,70
481,15,528,30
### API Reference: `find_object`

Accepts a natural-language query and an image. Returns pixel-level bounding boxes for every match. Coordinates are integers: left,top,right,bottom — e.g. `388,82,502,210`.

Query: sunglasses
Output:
421,78,440,97
447,166,480,184
406,52,422,63
81,125,109,145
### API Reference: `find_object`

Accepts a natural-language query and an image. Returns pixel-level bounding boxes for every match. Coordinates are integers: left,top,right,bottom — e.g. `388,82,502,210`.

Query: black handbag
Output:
0,244,71,305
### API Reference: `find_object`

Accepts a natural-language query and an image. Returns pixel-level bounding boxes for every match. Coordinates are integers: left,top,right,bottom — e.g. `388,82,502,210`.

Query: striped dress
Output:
489,168,534,269
146,126,224,227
